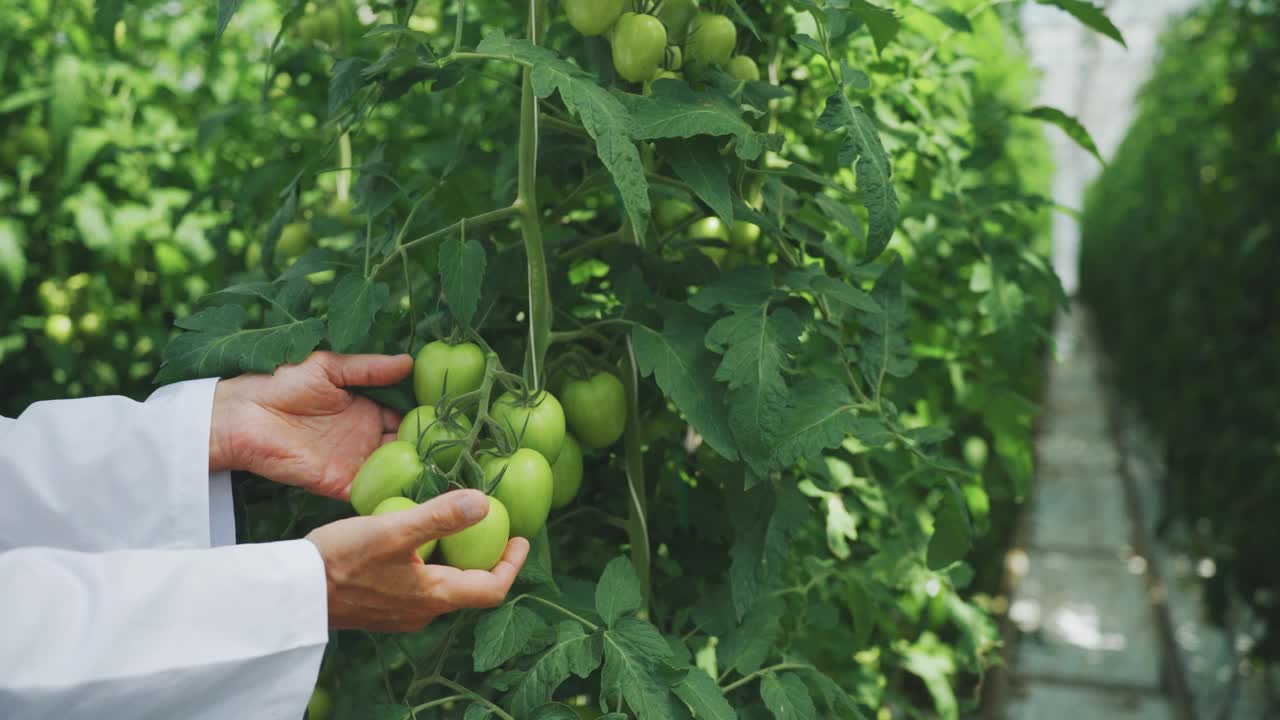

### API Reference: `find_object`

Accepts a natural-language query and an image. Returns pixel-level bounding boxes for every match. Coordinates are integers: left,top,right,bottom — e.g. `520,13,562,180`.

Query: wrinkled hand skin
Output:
209,351,412,500
307,490,531,631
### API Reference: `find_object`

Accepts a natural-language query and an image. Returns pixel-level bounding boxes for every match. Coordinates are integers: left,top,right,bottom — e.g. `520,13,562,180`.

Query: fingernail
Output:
459,492,489,522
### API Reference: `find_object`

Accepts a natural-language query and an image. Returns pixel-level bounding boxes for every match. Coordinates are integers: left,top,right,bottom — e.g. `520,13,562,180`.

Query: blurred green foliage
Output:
1081,0,1280,658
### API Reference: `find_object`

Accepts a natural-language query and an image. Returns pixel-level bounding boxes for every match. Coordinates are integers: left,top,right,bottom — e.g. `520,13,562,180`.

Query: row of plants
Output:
1080,0,1280,661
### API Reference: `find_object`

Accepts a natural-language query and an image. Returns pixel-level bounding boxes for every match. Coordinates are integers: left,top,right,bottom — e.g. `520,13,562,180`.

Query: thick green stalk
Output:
517,0,552,386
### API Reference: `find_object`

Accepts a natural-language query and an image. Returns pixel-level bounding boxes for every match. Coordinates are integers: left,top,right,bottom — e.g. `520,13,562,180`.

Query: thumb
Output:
378,489,491,549
319,352,414,388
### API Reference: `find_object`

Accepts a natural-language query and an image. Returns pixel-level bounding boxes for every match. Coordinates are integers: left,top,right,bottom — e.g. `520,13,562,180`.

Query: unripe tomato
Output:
277,221,311,259
730,221,761,249
688,216,730,264
44,314,74,344
14,126,51,160
612,13,667,83
414,341,487,406
372,496,438,560
441,495,510,570
37,280,70,314
350,440,425,515
550,433,584,509
655,199,695,230
307,686,333,720
485,449,554,538
491,391,566,464
725,55,760,82
964,436,988,469
78,312,105,337
564,0,625,37
685,13,736,74
397,406,473,470
656,0,699,43
560,372,627,449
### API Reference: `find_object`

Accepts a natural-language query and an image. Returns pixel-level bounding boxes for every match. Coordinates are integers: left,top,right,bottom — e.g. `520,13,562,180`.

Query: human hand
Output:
209,351,413,500
305,489,530,631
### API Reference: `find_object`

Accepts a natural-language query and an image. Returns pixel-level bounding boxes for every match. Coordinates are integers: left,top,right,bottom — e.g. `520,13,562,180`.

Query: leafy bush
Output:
1080,0,1280,660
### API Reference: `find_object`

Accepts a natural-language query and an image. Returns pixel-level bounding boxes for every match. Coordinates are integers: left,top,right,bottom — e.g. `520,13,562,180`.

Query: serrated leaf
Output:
528,703,578,720
718,597,783,675
771,380,869,469
157,305,324,384
927,479,973,570
761,672,817,720
328,274,391,352
330,58,369,119
477,32,649,239
856,257,915,392
216,0,244,39
1023,105,1104,165
848,0,900,54
664,137,733,225
595,556,643,627
816,94,897,260
474,603,546,672
464,704,494,720
728,484,808,618
1034,0,1126,47
625,82,777,161
632,306,738,460
601,618,678,720
801,669,867,719
438,236,487,328
507,622,601,717
673,668,735,720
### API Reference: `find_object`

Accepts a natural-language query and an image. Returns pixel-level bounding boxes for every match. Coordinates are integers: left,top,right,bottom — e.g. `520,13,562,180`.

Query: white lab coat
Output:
0,379,329,720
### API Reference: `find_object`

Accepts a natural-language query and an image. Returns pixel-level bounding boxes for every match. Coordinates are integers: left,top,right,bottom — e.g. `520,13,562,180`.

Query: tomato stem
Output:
516,0,553,389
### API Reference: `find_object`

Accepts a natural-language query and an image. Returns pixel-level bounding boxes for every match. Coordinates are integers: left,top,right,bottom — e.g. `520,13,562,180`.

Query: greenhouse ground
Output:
986,309,1278,719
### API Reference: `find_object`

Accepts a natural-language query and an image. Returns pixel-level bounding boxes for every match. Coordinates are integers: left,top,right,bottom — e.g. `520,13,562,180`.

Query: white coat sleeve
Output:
0,379,236,551
0,542,330,720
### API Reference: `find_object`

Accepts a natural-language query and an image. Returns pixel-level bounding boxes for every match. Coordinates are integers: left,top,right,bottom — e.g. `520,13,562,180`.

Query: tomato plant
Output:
397,406,473,470
564,0,626,37
484,448,555,539
144,0,1125,716
656,0,700,43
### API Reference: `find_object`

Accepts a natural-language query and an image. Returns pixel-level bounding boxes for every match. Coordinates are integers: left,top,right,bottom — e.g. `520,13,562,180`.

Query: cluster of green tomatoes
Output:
347,340,628,571
566,0,759,84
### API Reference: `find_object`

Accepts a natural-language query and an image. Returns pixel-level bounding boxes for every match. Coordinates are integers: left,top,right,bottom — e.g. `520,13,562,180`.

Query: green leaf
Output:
50,55,85,146
728,483,808,618
801,669,867,719
328,274,391,353
1034,0,1127,47
771,380,868,469
672,669,734,720
856,257,915,391
464,704,494,720
848,1,901,55
631,305,738,460
595,556,643,627
1023,106,1105,165
927,479,973,570
761,672,817,720
664,137,733,226
330,58,369,119
156,305,325,384
816,94,897,260
601,618,678,720
0,219,27,292
507,622,601,717
625,82,777,161
718,597,783,675
474,603,546,672
438,236,487,329
216,0,244,39
928,8,973,33
528,703,579,720
477,31,649,239
94,0,126,42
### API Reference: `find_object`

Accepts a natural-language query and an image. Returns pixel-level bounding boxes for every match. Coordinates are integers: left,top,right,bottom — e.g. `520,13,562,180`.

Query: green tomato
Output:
492,391,566,463
688,216,730,264
655,199,695,230
397,406,473,470
44,314,74,344
665,45,684,71
307,686,333,720
441,495,510,570
14,126,51,160
414,341,487,406
37,280,70,314
372,497,438,560
350,440,425,515
560,372,627,449
730,221,761,250
485,448,554,539
296,8,342,45
685,13,736,74
612,13,668,83
277,221,311,259
550,433,584,509
725,55,760,82
656,0,699,43
78,312,104,337
564,0,625,36
963,436,988,469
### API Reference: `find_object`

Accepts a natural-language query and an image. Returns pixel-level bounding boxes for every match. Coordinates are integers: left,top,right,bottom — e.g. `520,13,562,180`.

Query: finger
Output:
380,432,399,447
381,406,403,433
323,353,415,388
376,489,490,549
421,538,530,609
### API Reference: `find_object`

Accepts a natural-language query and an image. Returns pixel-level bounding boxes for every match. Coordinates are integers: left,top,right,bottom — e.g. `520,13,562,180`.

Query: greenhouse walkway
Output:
989,309,1277,720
